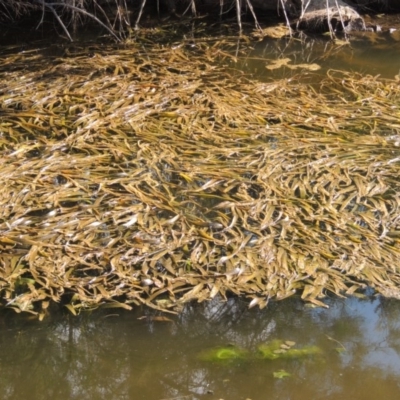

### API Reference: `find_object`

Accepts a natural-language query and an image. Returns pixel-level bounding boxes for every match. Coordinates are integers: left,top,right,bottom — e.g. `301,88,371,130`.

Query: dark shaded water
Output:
1,295,400,400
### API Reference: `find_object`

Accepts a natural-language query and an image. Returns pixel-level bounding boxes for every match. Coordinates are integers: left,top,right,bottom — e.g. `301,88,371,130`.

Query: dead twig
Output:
245,0,261,32
33,0,121,41
279,0,293,37
135,0,147,29
326,0,334,39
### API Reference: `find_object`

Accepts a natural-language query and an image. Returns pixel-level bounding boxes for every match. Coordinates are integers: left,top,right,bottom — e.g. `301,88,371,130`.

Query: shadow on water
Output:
1,295,400,400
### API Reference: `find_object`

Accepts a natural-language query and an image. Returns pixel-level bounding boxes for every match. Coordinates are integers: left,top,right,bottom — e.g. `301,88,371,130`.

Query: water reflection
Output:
237,33,400,81
1,296,400,399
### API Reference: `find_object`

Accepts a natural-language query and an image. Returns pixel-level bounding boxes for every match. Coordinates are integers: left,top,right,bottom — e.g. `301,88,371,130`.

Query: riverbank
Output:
1,0,400,42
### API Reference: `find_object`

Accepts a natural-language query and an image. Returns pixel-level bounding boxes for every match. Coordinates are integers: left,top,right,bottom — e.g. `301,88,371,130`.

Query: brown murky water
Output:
1,22,400,400
236,30,400,80
1,295,400,400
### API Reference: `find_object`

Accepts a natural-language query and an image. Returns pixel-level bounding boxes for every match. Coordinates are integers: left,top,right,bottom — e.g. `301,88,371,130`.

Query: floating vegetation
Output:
258,340,322,360
1,34,400,317
265,57,321,71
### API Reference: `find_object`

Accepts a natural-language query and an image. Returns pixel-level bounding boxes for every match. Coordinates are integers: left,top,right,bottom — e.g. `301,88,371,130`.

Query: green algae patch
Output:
198,346,248,363
199,340,322,364
278,346,322,359
258,340,322,360
273,369,291,379
257,340,285,360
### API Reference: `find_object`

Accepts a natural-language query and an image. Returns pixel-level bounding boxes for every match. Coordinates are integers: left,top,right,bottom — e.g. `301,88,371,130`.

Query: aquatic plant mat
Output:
1,37,400,317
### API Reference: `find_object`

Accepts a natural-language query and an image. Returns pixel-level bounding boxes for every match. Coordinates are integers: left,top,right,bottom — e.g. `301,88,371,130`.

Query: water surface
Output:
1,295,400,399
1,22,400,400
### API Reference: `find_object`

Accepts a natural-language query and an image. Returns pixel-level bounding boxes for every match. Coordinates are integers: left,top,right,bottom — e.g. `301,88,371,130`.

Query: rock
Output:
292,0,366,32
212,0,367,33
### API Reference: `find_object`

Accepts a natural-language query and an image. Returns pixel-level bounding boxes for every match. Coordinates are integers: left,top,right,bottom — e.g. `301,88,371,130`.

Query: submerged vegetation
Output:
1,29,400,318
257,339,322,360
198,346,249,362
198,340,322,363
